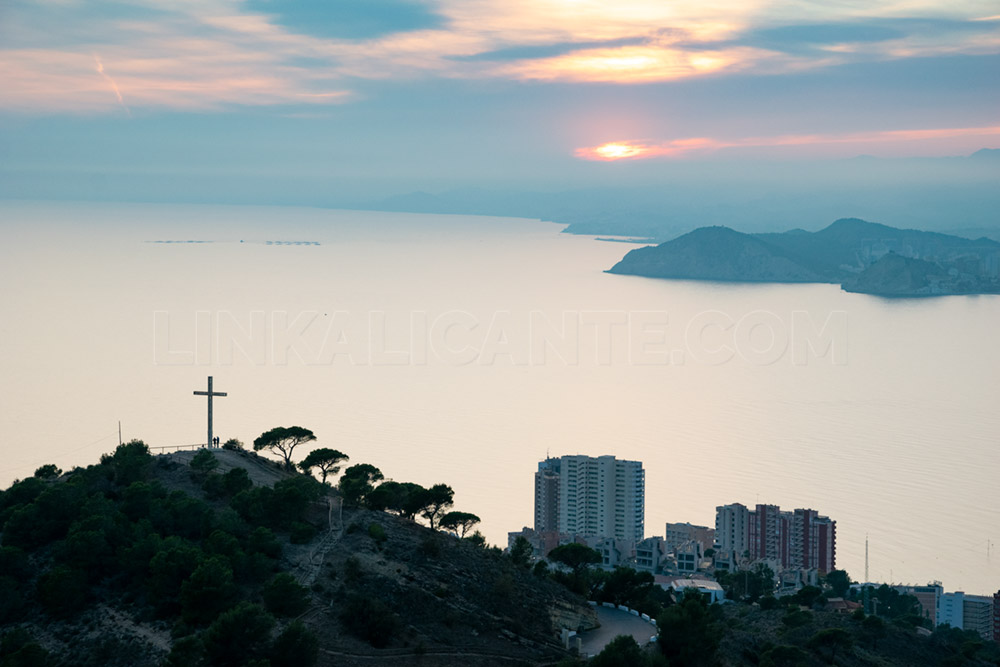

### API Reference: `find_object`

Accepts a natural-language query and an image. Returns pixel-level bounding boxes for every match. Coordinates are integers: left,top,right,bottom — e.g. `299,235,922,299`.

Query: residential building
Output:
584,536,635,568
940,591,966,629
777,568,820,597
665,522,715,553
714,503,750,558
654,576,726,603
534,458,561,532
534,455,645,541
993,590,999,642
675,540,702,573
787,508,836,572
635,536,669,573
507,526,564,559
716,502,836,572
963,594,995,641
894,583,943,627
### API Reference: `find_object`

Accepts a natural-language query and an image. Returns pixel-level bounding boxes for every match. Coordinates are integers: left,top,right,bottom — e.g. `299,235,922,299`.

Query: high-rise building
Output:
715,503,750,558
963,594,995,640
992,590,999,642
787,508,836,572
532,455,644,541
533,458,561,532
665,522,715,553
895,583,943,627
716,502,836,572
750,504,784,563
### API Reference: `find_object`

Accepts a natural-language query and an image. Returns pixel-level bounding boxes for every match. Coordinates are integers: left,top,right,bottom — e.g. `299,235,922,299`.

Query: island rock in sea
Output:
607,219,1000,296
607,225,829,283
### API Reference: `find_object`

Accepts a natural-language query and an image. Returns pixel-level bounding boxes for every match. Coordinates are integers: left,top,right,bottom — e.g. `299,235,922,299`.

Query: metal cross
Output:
193,376,227,447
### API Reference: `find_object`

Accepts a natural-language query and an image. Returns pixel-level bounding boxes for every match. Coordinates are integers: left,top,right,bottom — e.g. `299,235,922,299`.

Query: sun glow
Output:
595,142,646,159
578,141,654,161
576,125,1000,161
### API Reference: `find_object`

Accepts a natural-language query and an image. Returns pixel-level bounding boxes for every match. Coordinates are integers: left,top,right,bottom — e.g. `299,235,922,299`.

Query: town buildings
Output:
665,522,715,553
939,590,996,640
533,455,644,541
715,502,836,572
993,590,1000,643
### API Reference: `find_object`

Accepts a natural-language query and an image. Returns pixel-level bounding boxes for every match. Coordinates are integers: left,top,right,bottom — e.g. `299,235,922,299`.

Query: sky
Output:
1,0,999,202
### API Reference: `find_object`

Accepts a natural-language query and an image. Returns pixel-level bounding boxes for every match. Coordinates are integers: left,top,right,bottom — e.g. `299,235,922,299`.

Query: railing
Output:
148,444,205,452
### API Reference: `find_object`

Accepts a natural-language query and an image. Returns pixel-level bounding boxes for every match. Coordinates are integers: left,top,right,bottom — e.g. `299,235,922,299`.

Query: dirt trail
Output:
166,448,291,487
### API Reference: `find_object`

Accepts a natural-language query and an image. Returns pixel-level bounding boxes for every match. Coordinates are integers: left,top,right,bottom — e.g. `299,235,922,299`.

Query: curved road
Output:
577,606,657,658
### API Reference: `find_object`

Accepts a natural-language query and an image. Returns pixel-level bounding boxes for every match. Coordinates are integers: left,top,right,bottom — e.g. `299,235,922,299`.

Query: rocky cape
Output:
608,218,1000,296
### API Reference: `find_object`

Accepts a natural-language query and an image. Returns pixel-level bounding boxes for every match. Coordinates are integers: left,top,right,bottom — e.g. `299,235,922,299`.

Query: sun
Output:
593,142,645,160
575,140,654,161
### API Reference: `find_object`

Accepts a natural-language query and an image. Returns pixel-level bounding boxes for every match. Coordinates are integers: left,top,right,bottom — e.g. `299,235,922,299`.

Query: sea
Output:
1,200,997,595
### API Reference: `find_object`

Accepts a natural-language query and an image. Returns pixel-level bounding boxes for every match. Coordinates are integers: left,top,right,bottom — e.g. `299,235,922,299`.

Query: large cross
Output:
193,376,227,448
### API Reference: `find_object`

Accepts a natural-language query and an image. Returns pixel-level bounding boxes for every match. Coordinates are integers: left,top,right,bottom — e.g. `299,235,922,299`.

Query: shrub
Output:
190,450,219,477
418,535,440,558
759,595,780,610
203,602,275,667
782,609,813,629
37,565,88,617
590,635,644,667
289,521,317,544
761,644,810,667
33,464,62,479
0,577,25,624
270,621,319,667
180,557,239,625
343,556,363,583
223,468,253,496
163,635,205,667
246,527,282,559
368,522,387,544
262,573,310,617
102,440,152,486
340,595,399,648
0,628,49,667
0,547,31,580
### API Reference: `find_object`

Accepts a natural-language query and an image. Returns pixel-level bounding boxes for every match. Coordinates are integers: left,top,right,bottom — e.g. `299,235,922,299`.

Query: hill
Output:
0,443,595,667
607,226,829,283
711,601,1000,667
608,218,1000,296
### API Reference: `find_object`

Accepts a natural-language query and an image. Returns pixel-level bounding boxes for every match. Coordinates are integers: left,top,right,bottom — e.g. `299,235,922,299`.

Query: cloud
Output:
576,125,1000,160
244,0,445,41
494,44,777,83
1,0,998,113
0,5,355,112
93,54,130,115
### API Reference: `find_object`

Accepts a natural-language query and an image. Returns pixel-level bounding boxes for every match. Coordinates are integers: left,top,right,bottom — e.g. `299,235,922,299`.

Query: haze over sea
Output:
1,200,997,594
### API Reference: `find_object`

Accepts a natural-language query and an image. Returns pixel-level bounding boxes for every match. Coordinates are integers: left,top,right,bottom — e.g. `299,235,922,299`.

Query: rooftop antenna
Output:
863,534,871,614
865,533,869,583
118,421,122,447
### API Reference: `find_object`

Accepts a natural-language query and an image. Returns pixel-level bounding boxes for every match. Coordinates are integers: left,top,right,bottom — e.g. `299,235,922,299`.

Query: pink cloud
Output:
576,125,1000,160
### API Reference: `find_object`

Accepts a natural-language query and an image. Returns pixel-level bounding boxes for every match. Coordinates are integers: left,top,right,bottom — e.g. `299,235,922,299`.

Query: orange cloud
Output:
498,45,765,82
2,0,999,113
576,125,1000,160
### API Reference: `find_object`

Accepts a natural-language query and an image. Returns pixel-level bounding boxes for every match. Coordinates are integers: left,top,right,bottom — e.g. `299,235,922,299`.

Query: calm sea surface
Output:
1,201,997,594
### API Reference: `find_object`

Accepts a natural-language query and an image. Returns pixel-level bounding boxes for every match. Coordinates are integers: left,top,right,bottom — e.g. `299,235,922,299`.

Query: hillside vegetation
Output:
0,441,594,667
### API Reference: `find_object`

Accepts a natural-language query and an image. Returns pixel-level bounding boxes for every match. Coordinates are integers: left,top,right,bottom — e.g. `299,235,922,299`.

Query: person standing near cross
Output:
193,376,227,448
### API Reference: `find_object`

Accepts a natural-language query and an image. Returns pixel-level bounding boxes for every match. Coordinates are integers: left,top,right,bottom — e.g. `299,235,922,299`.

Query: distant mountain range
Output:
363,151,1000,241
608,219,1000,296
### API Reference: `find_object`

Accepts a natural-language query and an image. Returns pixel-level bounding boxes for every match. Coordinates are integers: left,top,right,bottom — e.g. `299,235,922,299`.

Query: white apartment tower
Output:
715,503,750,557
533,455,644,541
